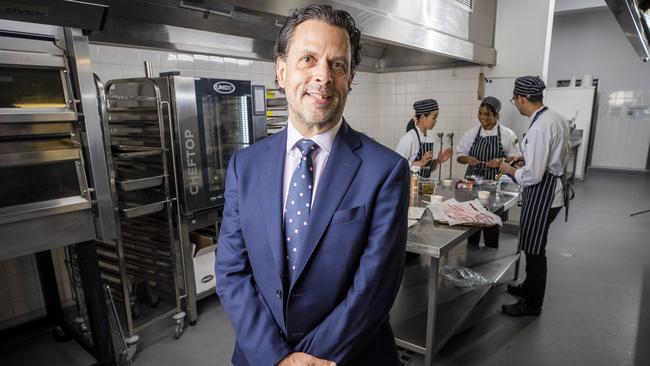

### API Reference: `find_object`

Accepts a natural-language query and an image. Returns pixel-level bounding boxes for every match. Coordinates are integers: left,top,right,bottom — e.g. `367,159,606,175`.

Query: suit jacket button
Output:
276,289,282,299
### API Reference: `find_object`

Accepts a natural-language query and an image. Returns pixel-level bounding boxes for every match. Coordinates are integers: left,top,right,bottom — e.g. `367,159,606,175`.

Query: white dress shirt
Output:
283,118,342,213
514,107,571,207
455,123,521,157
395,128,436,165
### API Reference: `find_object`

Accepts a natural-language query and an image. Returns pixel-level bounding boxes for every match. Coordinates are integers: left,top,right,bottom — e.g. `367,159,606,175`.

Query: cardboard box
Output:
190,232,217,295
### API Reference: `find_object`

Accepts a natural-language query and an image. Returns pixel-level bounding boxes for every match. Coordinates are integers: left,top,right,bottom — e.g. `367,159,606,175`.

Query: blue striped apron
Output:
519,107,575,254
464,125,506,180
413,128,434,178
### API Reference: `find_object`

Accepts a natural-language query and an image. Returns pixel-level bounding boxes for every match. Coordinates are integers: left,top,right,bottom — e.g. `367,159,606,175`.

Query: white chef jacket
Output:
395,128,436,165
514,107,571,207
455,123,521,158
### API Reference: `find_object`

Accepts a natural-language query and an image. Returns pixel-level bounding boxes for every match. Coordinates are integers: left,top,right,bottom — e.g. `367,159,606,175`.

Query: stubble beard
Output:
288,88,348,128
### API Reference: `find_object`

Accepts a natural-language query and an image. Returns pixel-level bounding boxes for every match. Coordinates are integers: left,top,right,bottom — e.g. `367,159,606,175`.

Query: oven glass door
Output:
0,161,81,208
195,79,253,208
0,66,76,122
0,67,67,108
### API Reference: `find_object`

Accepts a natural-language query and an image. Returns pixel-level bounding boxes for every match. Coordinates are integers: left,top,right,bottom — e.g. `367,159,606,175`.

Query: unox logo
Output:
213,81,235,94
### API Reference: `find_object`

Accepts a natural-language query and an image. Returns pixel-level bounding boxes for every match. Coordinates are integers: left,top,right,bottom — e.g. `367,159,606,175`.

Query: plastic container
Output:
409,166,420,206
478,190,490,204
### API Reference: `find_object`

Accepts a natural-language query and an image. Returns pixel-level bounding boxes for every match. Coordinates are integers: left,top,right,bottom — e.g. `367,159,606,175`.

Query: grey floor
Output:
2,171,649,366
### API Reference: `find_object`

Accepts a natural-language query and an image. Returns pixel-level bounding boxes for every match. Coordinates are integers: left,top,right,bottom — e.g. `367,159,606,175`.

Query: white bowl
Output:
430,195,444,203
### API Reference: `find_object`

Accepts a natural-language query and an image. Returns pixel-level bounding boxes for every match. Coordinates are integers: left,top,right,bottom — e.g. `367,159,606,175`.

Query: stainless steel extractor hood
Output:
0,0,498,72
605,0,650,61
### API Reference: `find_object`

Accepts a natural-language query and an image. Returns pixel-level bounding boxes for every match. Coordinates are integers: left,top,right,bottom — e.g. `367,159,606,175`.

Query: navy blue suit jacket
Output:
215,120,409,366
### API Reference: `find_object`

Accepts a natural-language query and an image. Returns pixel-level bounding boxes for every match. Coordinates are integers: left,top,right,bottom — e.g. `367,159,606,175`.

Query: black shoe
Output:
502,300,541,317
506,284,527,298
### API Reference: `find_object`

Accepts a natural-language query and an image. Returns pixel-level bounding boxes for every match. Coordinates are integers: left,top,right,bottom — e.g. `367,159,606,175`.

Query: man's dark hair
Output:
515,94,544,104
274,4,363,71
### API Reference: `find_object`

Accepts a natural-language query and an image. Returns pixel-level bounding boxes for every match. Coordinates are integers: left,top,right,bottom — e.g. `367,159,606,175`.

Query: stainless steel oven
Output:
0,31,95,257
160,75,267,215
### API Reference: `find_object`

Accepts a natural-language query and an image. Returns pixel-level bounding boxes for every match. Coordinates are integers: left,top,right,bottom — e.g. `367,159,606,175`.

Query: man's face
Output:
511,95,525,116
276,20,354,129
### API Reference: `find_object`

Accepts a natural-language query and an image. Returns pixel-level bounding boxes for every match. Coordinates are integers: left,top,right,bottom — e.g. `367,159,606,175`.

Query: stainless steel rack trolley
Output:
98,77,188,340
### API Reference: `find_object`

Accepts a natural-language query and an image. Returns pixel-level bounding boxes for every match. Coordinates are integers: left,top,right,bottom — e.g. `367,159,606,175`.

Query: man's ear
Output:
349,71,355,91
276,57,287,89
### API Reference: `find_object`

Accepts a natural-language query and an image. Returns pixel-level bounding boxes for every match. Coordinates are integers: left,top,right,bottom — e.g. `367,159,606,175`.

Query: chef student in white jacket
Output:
456,96,521,249
395,99,452,178
498,76,574,317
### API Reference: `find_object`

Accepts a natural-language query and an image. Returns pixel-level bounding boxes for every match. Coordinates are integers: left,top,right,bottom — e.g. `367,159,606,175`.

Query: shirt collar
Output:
481,123,499,134
529,106,545,121
286,117,342,155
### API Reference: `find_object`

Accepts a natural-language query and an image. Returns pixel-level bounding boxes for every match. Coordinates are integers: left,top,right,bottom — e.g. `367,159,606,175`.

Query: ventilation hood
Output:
0,0,498,72
605,0,650,61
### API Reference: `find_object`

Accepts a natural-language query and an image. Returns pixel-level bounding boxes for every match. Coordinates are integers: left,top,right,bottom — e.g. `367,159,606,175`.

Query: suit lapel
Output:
290,121,361,288
258,131,287,279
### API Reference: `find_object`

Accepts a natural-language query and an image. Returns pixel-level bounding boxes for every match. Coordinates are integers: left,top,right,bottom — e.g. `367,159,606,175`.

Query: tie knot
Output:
296,139,318,156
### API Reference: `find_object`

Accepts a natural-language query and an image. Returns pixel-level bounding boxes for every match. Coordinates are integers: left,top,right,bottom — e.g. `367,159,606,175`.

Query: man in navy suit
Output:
215,5,409,366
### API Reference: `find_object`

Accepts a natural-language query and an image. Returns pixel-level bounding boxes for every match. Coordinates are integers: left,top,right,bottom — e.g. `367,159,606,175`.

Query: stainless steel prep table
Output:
390,182,520,365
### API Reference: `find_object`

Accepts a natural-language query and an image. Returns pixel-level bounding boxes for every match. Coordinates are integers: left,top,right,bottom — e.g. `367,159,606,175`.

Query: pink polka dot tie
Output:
284,139,318,282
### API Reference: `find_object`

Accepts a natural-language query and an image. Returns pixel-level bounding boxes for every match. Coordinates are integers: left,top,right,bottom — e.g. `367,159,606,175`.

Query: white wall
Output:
487,0,556,79
548,9,650,170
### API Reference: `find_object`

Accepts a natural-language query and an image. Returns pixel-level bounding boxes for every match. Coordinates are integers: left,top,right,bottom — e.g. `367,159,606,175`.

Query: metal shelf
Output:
391,239,520,358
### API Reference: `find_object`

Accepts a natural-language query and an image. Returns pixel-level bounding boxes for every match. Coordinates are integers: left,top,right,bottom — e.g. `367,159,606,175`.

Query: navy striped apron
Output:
519,107,575,254
464,125,506,180
413,128,434,178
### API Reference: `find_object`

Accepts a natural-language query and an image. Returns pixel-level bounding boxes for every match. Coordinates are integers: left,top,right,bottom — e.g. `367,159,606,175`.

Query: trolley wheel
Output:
174,321,185,339
172,312,186,340
189,320,197,326
52,325,71,342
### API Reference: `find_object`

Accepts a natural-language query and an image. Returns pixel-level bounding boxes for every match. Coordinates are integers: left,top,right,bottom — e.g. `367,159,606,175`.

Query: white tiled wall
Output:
374,66,484,179
0,255,43,326
0,248,75,330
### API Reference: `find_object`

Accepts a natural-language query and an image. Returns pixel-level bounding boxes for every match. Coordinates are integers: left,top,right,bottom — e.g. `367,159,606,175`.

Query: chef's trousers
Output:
522,206,562,310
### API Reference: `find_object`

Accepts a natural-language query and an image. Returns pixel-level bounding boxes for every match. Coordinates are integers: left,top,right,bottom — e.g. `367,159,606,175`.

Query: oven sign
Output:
184,129,200,195
213,81,235,94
